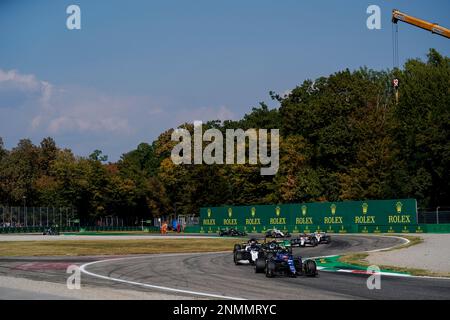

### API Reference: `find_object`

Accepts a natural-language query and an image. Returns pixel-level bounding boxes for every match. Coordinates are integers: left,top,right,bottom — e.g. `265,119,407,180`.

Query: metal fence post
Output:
436,207,440,225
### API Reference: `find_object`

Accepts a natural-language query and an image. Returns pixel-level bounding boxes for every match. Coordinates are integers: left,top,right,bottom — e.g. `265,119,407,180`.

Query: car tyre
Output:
255,258,265,273
304,259,317,277
266,261,276,278
234,251,243,265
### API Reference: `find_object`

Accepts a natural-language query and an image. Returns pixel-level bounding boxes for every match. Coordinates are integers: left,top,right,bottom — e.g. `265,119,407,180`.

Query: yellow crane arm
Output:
392,9,450,39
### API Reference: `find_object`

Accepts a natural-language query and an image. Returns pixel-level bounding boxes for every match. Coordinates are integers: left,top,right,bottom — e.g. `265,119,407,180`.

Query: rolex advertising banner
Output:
199,204,296,233
200,199,417,233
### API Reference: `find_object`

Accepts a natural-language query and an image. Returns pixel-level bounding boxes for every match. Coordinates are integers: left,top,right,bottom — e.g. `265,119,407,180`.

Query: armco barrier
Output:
183,226,201,233
0,226,159,234
423,224,450,233
199,224,360,234
358,224,426,234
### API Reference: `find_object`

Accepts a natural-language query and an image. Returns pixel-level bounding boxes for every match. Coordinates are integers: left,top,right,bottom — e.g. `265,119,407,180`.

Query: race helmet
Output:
248,238,258,247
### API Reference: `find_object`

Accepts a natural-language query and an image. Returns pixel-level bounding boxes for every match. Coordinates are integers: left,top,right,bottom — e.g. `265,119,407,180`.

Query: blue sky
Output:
1,0,449,161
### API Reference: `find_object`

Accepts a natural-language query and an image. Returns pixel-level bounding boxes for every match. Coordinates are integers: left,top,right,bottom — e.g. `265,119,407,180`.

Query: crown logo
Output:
396,201,403,214
275,206,281,216
330,204,337,215
251,207,256,217
362,203,368,215
228,207,232,218
301,205,307,216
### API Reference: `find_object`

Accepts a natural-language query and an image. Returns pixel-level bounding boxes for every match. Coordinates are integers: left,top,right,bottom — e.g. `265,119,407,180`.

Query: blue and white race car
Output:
254,241,317,278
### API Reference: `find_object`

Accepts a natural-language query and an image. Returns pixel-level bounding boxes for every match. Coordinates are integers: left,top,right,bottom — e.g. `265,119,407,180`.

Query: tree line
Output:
0,49,448,223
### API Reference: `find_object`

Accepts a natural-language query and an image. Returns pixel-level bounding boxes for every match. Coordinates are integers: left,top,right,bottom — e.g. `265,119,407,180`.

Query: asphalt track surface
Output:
1,235,450,300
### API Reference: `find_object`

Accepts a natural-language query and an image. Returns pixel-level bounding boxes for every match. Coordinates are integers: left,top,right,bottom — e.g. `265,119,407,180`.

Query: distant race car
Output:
264,228,291,238
233,238,264,265
312,232,331,244
254,241,317,278
290,233,318,247
290,232,331,247
43,226,60,236
219,228,247,237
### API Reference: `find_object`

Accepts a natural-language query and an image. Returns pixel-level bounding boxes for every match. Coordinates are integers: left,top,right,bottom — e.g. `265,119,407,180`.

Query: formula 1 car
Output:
254,241,317,278
264,228,291,238
43,226,60,235
312,232,331,244
290,233,318,247
219,228,247,237
233,238,264,265
290,232,331,247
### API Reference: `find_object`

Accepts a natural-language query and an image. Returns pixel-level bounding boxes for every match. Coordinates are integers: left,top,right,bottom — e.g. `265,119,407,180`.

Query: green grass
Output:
0,238,242,257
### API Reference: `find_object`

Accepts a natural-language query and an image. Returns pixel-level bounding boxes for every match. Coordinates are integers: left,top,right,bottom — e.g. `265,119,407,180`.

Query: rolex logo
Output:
396,201,403,214
275,206,281,216
228,207,233,218
330,204,337,215
362,203,368,215
301,205,307,216
251,207,256,217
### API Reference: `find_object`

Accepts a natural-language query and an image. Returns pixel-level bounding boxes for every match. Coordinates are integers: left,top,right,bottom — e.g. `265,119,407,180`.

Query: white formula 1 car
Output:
233,238,264,265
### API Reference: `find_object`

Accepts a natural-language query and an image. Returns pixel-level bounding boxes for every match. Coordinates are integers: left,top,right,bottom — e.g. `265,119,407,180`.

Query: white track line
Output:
306,234,410,260
79,252,245,300
365,235,410,253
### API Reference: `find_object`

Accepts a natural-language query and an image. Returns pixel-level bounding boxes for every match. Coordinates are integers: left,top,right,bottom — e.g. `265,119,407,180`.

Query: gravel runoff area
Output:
0,234,218,241
0,275,197,300
367,234,450,275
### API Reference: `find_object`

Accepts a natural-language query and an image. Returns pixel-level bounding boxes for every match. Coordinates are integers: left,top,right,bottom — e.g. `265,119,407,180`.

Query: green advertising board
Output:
199,199,417,234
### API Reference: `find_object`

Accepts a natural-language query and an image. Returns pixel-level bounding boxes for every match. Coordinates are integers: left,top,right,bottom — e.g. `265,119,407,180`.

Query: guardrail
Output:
418,210,450,224
0,225,160,234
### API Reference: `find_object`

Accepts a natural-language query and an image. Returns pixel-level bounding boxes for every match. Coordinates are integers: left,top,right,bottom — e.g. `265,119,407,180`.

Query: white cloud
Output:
0,69,53,109
0,69,237,160
0,69,165,135
40,89,137,135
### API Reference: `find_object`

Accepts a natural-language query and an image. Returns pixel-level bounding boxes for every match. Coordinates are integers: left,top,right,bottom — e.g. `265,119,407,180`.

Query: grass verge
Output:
0,238,241,257
63,231,158,236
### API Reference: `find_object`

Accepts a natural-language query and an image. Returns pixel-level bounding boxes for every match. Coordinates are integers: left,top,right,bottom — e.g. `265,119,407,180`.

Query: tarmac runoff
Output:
367,233,450,276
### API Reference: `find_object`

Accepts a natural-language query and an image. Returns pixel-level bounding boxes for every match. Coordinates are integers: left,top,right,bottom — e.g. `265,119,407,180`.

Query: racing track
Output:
1,235,450,299
82,235,450,300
